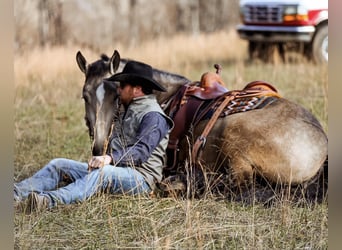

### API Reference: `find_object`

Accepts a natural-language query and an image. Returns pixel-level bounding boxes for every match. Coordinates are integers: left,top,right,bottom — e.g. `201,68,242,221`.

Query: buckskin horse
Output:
76,50,328,199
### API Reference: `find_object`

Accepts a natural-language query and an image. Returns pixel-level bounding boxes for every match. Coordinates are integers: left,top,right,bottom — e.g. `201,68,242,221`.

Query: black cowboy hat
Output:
105,60,166,92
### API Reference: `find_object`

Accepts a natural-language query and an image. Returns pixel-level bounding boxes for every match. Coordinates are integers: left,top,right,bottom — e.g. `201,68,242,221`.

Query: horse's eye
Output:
83,94,90,103
84,116,90,126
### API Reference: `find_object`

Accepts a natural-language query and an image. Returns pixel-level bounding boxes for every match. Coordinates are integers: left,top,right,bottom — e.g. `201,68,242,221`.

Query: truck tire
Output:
248,41,285,63
248,41,272,62
248,41,263,61
312,24,328,64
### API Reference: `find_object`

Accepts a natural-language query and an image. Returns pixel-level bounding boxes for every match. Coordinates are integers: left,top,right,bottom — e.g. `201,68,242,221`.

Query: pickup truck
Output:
236,0,328,64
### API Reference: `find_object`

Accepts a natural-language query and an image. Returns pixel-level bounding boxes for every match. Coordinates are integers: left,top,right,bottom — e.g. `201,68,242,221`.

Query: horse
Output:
76,50,328,199
76,50,189,156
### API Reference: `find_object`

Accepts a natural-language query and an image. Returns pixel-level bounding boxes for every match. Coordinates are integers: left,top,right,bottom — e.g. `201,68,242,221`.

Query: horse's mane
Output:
151,66,190,82
100,54,110,61
99,52,189,83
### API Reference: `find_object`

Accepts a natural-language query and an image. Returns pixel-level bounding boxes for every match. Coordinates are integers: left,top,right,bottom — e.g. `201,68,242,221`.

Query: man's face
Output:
119,83,134,107
119,82,144,107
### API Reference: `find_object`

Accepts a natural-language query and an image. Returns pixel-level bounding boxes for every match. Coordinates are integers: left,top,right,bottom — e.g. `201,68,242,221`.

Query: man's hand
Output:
88,155,112,171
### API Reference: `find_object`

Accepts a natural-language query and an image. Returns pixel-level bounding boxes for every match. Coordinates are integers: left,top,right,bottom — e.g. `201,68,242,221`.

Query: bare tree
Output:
14,0,240,52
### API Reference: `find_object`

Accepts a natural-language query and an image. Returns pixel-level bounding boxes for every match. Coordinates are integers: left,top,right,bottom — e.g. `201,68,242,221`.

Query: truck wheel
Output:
248,41,284,63
248,41,270,61
248,42,272,62
248,41,259,61
312,24,328,64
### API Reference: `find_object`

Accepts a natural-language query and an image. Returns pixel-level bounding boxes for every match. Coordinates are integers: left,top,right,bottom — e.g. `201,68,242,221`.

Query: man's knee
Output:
100,165,116,176
48,158,67,165
47,158,73,172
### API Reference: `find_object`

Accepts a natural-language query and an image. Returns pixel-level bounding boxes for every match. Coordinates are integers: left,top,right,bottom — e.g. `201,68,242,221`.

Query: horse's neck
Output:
155,83,185,104
152,70,190,104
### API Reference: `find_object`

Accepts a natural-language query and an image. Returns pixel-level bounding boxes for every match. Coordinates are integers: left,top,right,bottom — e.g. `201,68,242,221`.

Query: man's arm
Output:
109,112,169,166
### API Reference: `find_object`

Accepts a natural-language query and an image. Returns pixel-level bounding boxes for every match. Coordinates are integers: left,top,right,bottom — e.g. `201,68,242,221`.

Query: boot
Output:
26,192,51,213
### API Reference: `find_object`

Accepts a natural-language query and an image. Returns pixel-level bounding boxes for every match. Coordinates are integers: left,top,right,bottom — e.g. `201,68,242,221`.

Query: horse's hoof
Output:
159,175,186,192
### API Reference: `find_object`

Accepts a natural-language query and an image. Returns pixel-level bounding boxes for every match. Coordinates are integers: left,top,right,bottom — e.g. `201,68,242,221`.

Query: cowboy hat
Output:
105,60,166,92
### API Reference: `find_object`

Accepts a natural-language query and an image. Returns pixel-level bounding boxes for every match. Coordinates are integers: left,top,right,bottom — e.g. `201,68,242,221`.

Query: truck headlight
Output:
283,5,308,22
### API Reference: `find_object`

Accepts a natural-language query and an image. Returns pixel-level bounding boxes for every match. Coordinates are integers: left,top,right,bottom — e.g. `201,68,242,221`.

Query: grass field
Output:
14,30,328,249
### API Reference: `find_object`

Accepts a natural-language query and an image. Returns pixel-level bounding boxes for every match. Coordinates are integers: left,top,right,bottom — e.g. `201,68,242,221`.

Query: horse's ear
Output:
109,50,121,75
76,51,88,74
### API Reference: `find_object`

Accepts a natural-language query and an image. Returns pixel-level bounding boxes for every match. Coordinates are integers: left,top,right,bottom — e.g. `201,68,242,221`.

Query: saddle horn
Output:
214,64,222,75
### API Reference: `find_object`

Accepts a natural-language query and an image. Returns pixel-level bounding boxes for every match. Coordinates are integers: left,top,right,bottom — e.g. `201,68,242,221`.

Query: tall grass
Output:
14,30,327,249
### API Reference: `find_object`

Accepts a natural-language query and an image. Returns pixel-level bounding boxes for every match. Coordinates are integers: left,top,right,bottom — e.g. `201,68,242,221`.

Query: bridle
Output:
89,85,122,155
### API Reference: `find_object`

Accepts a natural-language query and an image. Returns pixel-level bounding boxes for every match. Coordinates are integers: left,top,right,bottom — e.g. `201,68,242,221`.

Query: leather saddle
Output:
164,70,229,174
163,67,280,175
186,72,229,100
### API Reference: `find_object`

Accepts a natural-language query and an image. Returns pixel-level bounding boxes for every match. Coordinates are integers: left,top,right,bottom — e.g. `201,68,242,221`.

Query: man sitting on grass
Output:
14,61,173,212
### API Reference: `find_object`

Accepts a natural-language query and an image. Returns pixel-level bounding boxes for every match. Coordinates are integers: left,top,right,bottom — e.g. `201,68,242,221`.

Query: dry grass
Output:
14,30,328,249
15,195,327,249
15,30,246,84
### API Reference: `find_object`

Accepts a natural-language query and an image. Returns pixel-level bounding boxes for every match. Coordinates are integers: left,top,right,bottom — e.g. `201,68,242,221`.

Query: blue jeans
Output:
14,158,151,207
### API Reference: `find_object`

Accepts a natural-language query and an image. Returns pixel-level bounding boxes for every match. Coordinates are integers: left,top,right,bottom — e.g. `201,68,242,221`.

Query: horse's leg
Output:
225,157,255,200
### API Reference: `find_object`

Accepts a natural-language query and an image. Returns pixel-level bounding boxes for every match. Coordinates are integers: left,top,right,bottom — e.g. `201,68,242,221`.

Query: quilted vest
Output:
109,94,173,190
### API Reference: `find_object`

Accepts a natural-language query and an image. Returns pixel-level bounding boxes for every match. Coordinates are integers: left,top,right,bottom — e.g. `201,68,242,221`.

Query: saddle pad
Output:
200,95,279,121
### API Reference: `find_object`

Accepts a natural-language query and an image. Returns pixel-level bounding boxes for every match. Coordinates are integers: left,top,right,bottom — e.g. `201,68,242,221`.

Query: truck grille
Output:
243,5,283,24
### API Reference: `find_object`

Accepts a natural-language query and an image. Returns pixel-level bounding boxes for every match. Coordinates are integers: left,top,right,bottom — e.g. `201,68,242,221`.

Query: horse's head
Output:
76,50,123,155
77,49,190,156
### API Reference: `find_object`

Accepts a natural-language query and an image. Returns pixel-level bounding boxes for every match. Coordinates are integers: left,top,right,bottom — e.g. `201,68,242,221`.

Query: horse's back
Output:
195,98,327,185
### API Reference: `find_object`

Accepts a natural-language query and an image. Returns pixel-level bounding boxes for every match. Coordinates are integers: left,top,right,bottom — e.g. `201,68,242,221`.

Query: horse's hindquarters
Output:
194,98,328,185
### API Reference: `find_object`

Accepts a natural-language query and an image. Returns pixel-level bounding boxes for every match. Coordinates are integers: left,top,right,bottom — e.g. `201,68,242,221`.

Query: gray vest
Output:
110,95,173,190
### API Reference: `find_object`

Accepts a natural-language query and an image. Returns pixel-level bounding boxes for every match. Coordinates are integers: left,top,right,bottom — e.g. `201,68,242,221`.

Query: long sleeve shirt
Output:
109,111,170,166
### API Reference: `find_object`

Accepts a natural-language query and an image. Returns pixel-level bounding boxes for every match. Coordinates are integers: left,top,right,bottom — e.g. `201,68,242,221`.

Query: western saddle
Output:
162,64,281,175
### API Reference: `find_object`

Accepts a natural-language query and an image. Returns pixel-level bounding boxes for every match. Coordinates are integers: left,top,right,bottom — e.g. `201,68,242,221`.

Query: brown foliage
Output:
14,0,240,53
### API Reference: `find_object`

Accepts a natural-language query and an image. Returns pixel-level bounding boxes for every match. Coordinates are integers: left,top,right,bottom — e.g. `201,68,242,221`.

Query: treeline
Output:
14,0,240,53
